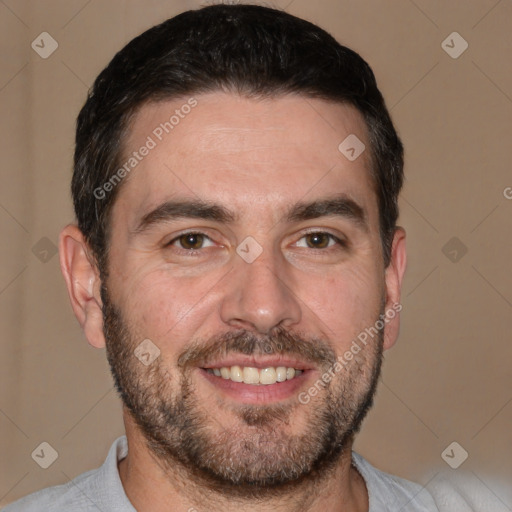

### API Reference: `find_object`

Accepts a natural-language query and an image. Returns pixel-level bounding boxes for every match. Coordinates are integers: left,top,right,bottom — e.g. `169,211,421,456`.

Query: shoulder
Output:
352,452,511,512
352,451,438,511
427,471,512,512
1,468,100,511
2,436,133,512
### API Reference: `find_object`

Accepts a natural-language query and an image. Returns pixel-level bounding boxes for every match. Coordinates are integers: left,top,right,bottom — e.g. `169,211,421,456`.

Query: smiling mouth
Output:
204,366,304,385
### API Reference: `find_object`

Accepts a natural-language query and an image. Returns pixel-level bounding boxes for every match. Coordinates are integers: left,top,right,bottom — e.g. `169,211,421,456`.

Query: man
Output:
4,3,468,511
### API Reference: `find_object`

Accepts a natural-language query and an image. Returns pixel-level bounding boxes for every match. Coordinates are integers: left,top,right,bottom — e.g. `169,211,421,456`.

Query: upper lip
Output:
201,355,315,371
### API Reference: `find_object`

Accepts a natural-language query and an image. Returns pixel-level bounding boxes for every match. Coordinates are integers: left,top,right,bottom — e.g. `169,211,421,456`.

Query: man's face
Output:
101,92,392,493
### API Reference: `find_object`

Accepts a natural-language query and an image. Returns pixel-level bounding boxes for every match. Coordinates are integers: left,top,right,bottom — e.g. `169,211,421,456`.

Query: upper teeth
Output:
206,366,303,385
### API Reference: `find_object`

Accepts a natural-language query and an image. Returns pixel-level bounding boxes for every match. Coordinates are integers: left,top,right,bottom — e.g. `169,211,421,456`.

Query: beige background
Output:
1,0,511,507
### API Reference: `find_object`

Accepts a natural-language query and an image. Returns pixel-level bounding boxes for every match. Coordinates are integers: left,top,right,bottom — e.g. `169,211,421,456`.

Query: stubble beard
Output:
101,284,384,498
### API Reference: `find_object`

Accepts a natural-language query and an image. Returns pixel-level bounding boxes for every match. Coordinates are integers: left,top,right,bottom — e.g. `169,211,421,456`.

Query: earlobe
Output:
58,224,106,349
382,227,407,351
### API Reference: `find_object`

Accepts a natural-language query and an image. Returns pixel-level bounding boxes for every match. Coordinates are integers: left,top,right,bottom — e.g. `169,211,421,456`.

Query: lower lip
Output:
198,368,314,404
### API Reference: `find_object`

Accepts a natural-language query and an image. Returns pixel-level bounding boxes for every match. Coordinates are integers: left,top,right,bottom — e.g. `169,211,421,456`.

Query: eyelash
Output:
166,230,347,252
297,230,347,250
165,231,215,253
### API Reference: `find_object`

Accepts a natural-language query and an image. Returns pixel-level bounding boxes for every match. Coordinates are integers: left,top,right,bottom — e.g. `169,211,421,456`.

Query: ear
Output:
59,224,106,349
382,227,407,351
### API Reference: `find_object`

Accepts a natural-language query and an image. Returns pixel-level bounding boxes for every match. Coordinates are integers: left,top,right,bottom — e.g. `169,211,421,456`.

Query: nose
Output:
220,246,302,334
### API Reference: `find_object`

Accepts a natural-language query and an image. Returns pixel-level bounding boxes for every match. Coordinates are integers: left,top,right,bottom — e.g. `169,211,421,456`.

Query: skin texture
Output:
59,92,407,512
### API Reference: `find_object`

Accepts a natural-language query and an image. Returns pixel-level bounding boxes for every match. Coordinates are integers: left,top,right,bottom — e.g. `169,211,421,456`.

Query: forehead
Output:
113,92,376,228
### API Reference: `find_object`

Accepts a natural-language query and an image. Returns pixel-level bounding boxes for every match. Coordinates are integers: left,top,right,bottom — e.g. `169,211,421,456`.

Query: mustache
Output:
177,326,337,370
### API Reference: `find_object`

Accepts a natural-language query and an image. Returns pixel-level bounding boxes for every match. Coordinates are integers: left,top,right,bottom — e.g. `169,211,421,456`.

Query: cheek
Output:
121,270,220,347
304,264,383,340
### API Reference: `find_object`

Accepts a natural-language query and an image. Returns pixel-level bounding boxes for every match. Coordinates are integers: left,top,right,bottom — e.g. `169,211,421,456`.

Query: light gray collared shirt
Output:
3,435,481,511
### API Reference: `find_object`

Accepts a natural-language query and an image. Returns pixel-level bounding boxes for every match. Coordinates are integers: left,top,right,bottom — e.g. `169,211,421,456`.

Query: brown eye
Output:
177,233,205,250
166,232,216,252
304,232,331,249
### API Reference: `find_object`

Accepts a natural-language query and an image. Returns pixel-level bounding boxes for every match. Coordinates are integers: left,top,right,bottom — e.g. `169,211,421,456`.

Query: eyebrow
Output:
131,200,236,236
131,194,368,236
285,194,368,231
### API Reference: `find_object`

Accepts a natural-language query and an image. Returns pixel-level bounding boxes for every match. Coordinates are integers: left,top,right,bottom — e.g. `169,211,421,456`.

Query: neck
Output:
118,410,369,512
